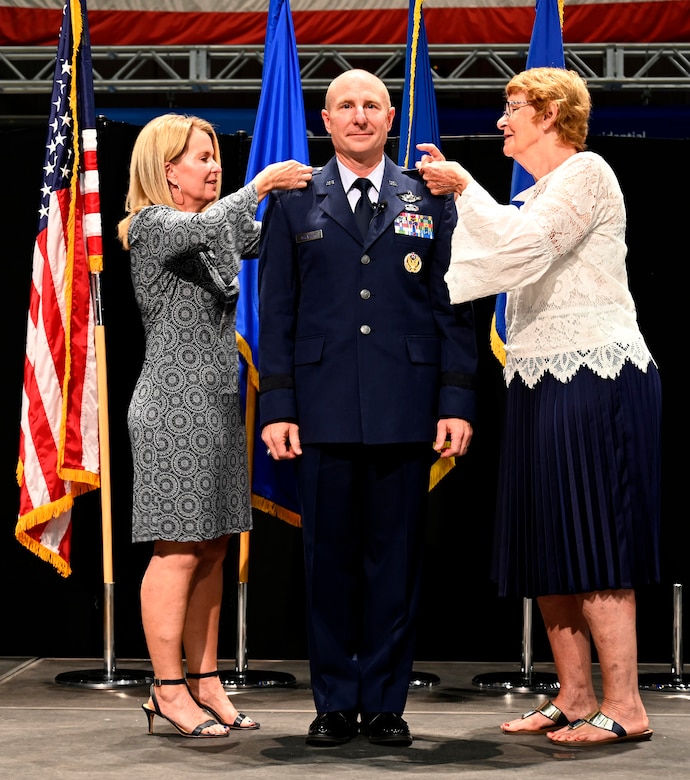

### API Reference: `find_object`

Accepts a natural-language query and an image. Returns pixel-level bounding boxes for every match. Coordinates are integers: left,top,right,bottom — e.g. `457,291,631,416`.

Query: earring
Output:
171,182,183,205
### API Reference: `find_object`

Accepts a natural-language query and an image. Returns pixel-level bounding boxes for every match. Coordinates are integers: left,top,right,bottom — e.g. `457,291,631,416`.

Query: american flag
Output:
1,1,686,48
15,0,102,577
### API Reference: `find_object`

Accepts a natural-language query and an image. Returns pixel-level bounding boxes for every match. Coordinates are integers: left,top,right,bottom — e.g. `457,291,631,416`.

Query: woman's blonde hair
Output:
506,67,591,152
116,113,222,249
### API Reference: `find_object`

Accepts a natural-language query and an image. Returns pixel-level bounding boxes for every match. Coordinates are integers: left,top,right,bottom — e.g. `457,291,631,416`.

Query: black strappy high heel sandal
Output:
141,677,230,738
186,670,260,730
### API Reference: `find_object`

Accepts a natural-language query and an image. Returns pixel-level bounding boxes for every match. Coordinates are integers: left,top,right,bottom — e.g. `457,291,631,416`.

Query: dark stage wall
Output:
1,122,686,666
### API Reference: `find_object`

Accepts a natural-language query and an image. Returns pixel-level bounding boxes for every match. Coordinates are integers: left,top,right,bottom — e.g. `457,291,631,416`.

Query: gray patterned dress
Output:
127,184,259,542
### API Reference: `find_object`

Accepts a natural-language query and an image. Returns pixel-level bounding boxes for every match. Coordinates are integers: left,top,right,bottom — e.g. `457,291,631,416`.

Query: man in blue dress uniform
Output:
258,69,477,747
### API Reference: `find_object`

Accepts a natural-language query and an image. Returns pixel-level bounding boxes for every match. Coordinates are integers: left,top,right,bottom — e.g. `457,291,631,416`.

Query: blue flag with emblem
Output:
236,0,309,526
398,0,453,491
398,0,441,168
490,0,565,365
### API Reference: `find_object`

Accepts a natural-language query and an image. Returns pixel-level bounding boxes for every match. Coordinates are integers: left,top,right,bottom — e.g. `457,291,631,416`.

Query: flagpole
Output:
473,0,564,695
399,0,443,690
218,379,296,689
218,0,305,689
638,583,690,691
471,597,559,692
55,273,152,689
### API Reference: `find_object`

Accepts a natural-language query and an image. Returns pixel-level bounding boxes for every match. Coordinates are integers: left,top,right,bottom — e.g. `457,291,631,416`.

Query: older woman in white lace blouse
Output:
417,68,661,748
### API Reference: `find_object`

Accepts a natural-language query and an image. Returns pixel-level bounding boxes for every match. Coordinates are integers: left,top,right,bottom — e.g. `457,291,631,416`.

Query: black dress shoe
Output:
306,711,359,746
361,712,413,746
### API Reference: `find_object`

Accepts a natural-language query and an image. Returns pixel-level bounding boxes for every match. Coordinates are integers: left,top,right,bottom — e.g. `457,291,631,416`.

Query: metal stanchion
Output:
218,573,297,689
472,597,560,692
217,379,297,690
639,583,690,691
55,584,153,689
55,283,151,690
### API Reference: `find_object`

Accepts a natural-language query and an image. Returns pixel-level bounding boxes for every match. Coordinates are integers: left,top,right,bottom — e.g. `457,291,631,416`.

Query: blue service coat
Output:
258,155,477,441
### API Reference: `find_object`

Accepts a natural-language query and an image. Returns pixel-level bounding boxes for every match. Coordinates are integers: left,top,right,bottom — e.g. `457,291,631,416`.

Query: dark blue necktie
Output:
352,177,373,237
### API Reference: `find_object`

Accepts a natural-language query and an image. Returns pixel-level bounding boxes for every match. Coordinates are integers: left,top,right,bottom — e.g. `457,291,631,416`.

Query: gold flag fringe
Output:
489,312,507,367
236,332,260,392
429,453,455,492
251,493,302,528
14,492,77,578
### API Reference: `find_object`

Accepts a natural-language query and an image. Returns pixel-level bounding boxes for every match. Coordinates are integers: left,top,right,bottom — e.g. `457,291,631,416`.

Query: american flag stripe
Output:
16,0,101,577
1,0,688,46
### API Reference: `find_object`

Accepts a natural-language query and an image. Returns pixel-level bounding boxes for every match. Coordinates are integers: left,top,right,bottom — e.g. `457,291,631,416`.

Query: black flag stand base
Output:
638,583,690,692
55,667,152,689
472,598,560,692
55,584,153,689
218,581,297,689
218,668,298,689
409,670,440,688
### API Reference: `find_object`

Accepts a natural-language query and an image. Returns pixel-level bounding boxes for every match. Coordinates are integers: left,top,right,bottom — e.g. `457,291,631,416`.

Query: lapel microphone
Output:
366,200,387,229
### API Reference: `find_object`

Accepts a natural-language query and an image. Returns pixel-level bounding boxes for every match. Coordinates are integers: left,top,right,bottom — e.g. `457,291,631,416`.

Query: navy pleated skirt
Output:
491,361,662,598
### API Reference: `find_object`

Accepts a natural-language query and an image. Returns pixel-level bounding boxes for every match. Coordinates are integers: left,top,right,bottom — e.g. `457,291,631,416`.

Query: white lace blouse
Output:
445,151,655,388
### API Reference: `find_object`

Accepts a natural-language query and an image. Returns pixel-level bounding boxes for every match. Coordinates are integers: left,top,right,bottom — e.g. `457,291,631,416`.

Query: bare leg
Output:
182,535,256,726
141,539,227,736
549,589,650,744
501,594,598,733
181,535,229,672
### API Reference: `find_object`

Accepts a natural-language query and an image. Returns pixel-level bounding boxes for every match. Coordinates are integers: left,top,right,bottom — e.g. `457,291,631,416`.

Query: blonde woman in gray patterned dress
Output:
117,113,311,738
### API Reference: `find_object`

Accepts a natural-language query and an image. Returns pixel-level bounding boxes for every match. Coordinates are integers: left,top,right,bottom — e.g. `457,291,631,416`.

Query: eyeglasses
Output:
503,100,533,118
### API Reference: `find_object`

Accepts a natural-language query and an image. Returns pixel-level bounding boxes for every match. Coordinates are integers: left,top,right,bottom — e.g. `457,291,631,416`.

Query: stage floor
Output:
1,658,688,779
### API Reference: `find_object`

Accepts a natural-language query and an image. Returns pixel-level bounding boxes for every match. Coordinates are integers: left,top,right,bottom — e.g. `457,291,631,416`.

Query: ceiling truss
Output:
1,42,689,96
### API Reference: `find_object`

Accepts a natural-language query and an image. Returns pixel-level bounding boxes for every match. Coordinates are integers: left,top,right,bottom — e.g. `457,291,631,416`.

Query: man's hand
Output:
262,422,302,460
433,418,473,458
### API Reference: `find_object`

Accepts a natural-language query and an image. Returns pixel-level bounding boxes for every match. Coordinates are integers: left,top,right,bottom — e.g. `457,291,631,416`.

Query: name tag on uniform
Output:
394,213,434,239
296,229,323,243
